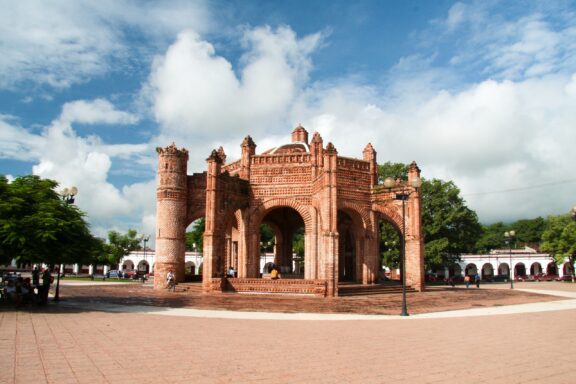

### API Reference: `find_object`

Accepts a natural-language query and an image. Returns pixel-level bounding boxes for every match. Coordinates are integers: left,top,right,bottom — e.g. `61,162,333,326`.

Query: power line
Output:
463,178,576,197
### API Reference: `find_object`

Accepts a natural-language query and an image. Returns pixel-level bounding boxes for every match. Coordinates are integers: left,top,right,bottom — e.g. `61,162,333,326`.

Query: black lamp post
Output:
383,176,422,317
504,230,516,289
143,235,150,273
54,186,78,301
570,207,576,283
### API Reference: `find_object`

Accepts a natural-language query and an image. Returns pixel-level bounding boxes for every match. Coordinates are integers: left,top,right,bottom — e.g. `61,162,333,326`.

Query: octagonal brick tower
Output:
155,143,188,288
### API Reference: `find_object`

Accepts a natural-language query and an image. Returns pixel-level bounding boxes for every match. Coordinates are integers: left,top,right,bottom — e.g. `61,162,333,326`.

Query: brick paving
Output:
47,281,570,315
1,281,575,383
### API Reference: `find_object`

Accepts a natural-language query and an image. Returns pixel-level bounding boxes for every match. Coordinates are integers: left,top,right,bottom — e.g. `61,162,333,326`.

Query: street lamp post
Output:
143,235,150,273
504,230,516,289
570,207,576,283
54,186,78,301
383,176,422,317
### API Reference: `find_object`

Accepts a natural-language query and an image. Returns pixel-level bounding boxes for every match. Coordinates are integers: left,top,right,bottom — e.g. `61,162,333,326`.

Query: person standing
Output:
41,267,52,304
475,273,481,288
32,266,40,287
464,275,471,288
166,270,175,291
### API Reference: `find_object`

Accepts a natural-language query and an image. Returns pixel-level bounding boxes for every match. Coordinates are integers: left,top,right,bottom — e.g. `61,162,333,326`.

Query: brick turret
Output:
155,143,188,288
240,135,256,180
291,124,309,144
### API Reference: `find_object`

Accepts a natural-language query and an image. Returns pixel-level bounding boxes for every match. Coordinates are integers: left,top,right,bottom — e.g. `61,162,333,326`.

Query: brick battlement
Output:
251,153,311,165
337,156,370,171
222,160,241,173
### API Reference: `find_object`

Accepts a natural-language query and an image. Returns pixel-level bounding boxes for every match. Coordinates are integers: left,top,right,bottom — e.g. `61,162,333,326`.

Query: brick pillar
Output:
310,132,323,179
155,144,188,289
305,207,319,279
406,161,425,291
322,143,339,296
239,135,255,180
363,142,378,186
367,211,381,283
203,149,224,292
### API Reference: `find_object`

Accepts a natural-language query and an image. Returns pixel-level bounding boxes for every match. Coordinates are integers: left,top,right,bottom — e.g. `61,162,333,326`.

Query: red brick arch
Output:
372,204,403,234
250,198,313,232
185,209,206,228
338,201,372,233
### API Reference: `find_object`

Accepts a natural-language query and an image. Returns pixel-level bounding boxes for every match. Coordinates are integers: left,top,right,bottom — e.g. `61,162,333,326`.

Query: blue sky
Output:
1,0,576,239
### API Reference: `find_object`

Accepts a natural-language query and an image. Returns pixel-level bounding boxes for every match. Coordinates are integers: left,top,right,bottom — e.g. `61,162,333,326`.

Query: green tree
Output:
377,164,482,270
0,175,95,267
186,218,205,251
512,217,546,246
475,222,507,253
291,227,304,257
377,161,408,183
260,223,275,250
541,214,576,282
380,221,400,268
475,218,546,253
103,229,142,266
421,179,482,268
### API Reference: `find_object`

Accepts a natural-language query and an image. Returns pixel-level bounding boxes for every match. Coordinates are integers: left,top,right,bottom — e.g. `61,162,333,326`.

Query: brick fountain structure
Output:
155,126,424,297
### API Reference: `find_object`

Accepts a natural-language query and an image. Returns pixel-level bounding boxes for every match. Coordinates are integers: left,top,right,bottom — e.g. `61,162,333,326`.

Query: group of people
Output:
464,273,481,288
1,267,53,306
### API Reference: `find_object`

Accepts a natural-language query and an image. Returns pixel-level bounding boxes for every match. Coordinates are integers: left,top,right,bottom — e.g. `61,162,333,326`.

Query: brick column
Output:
155,144,188,289
322,143,339,296
305,207,319,280
405,162,425,291
203,149,224,292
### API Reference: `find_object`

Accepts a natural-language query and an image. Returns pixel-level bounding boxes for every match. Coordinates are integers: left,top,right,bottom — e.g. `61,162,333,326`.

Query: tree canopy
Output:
186,218,205,252
378,163,482,270
475,222,508,253
420,178,482,268
102,229,142,266
541,214,576,274
0,175,95,267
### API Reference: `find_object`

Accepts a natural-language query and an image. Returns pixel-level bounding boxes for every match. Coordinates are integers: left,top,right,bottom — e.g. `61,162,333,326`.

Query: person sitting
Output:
270,266,279,280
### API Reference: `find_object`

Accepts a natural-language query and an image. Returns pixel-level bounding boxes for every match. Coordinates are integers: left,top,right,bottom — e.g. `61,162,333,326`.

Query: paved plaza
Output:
1,281,575,383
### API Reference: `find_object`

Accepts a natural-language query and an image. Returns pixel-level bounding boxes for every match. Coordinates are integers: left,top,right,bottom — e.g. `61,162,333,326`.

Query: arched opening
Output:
378,219,401,282
259,207,304,278
546,262,558,275
260,223,276,274
186,218,204,255
465,263,477,276
563,262,574,276
338,211,357,282
515,263,526,279
122,259,135,273
481,263,494,279
498,263,510,276
137,260,149,274
530,262,543,276
185,261,196,276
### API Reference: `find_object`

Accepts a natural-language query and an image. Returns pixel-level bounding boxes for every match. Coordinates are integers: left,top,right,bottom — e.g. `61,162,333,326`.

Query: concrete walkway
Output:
1,282,575,383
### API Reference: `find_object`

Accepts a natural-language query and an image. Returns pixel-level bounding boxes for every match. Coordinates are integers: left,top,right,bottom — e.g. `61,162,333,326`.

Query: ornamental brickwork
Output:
155,126,425,296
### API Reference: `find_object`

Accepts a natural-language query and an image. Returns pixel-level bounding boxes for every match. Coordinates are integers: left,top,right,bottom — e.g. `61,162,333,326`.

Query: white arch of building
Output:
438,247,574,280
